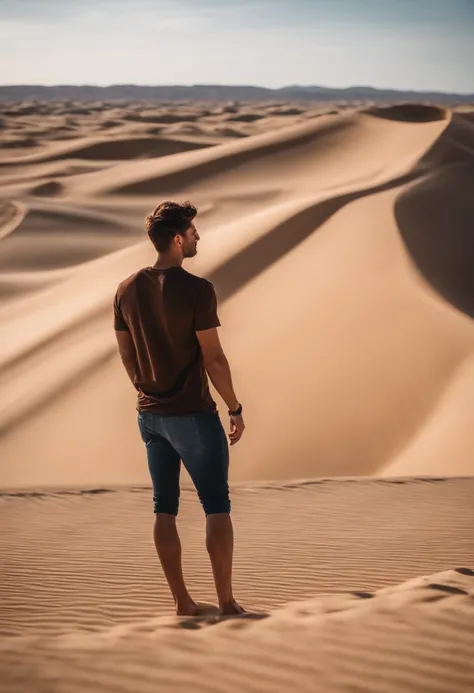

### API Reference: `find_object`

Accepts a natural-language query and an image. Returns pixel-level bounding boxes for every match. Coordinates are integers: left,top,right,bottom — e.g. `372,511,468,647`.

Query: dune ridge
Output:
1,569,473,693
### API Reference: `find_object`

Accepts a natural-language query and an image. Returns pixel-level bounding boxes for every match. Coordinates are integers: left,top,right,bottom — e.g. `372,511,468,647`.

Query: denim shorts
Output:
137,410,230,516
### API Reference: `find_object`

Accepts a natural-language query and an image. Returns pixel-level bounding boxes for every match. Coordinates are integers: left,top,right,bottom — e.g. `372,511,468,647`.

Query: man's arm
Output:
115,330,139,390
197,328,238,410
196,328,245,445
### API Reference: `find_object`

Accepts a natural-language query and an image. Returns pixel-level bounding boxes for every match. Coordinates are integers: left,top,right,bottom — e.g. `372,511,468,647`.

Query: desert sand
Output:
1,100,474,692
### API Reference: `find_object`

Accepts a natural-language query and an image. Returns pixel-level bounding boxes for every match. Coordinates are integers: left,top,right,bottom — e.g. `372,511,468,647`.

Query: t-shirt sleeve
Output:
195,281,221,332
113,292,129,331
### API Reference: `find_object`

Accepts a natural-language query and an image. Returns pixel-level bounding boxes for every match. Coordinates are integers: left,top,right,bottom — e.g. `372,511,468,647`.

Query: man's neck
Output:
152,255,183,270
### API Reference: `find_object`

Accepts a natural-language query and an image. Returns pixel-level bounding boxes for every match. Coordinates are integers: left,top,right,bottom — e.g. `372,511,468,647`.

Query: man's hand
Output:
229,413,245,446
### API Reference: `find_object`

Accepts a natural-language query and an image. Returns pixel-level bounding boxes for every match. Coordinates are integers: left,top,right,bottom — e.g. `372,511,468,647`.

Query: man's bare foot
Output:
219,599,245,616
175,598,198,616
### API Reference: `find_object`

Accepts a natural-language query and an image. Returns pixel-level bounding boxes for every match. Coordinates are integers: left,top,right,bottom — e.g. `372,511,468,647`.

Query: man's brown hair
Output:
145,201,197,252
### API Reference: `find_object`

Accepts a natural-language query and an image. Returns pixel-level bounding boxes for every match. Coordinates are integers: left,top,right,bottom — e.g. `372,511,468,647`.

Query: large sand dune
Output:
1,100,473,692
1,101,473,486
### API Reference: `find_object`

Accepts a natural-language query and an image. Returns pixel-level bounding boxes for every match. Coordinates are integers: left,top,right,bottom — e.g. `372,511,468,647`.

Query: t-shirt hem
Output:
136,403,218,417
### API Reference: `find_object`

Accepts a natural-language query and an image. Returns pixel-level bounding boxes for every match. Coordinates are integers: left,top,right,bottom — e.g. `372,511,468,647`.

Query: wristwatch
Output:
228,403,243,417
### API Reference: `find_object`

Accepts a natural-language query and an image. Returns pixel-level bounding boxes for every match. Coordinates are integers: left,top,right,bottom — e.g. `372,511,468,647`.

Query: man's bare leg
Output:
154,514,197,616
206,513,244,615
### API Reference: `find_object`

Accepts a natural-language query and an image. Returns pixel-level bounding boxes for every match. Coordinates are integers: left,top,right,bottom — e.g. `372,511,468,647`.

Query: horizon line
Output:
0,83,473,97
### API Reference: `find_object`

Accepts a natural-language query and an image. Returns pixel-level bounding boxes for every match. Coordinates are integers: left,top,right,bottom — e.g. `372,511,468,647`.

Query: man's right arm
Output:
196,328,245,446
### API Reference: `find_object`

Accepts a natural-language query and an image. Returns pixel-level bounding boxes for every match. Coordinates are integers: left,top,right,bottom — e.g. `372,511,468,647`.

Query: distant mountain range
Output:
0,84,473,103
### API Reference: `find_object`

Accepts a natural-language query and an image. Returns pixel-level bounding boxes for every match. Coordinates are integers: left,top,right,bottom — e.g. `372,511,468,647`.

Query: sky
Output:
1,0,473,93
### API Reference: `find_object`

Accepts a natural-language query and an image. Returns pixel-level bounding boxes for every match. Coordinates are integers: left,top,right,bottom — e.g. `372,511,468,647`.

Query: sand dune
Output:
1,101,473,485
0,135,216,165
365,103,448,122
1,99,474,692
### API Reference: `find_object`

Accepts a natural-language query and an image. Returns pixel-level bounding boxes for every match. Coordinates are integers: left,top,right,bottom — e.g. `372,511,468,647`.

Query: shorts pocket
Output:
137,412,152,444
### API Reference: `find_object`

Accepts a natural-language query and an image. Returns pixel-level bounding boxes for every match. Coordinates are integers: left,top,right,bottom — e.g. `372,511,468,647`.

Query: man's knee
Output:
153,492,179,516
199,491,231,516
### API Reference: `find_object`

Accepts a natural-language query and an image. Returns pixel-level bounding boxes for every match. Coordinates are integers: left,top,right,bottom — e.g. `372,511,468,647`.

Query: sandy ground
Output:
1,100,474,692
1,478,474,692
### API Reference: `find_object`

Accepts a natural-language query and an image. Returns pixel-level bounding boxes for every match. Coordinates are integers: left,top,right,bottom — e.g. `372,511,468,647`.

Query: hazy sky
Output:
1,0,473,92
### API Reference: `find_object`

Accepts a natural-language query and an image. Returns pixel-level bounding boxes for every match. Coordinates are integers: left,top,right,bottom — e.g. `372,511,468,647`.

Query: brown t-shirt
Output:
114,266,220,415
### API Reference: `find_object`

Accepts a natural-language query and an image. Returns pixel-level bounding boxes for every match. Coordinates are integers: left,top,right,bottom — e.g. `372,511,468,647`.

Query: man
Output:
114,200,245,616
